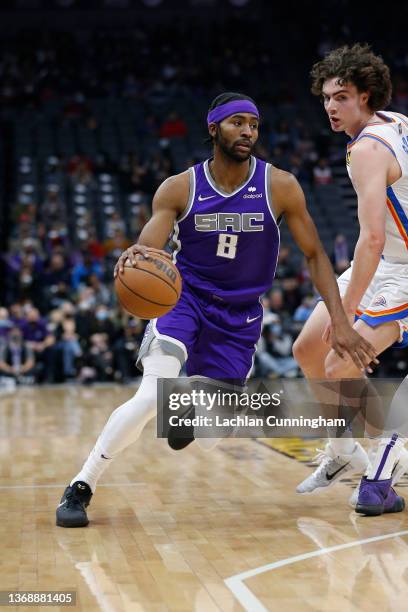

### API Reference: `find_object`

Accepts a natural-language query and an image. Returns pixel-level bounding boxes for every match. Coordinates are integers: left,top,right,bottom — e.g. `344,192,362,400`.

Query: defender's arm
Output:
342,139,388,316
272,168,377,369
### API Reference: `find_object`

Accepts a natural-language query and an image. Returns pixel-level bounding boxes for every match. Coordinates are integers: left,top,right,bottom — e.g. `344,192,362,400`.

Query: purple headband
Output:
207,100,259,125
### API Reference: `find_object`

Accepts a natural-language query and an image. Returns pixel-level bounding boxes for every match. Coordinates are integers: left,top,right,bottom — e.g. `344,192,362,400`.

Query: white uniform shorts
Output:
337,258,408,348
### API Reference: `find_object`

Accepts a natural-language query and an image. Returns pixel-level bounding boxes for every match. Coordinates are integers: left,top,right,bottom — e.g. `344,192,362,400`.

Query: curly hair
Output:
310,43,392,111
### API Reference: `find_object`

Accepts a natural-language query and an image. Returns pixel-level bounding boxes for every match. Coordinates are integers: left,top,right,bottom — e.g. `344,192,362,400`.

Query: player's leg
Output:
292,300,332,379
324,318,407,514
56,286,201,527
293,300,368,494
324,318,400,379
296,263,375,494
56,340,182,527
168,298,263,450
347,325,407,515
296,319,400,496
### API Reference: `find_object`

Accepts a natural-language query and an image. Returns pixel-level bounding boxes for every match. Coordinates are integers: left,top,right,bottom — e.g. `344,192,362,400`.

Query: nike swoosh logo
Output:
58,500,67,508
198,195,215,201
326,462,350,481
247,315,262,323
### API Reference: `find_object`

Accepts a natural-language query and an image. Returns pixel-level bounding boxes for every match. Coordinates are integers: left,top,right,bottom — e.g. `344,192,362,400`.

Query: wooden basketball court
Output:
1,385,408,611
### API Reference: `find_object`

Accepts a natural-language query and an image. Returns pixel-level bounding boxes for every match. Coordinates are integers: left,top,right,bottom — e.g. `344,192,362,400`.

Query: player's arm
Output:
272,169,377,369
114,171,190,276
341,140,387,316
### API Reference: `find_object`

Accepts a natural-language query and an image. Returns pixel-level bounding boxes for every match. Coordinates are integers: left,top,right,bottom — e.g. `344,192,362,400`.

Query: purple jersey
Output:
172,156,280,304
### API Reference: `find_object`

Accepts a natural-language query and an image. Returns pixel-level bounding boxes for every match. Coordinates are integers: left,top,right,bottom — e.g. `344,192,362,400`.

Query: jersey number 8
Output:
216,233,238,259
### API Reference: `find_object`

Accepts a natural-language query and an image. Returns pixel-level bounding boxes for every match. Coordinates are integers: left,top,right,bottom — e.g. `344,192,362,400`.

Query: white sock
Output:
329,437,356,456
366,434,408,480
71,340,181,492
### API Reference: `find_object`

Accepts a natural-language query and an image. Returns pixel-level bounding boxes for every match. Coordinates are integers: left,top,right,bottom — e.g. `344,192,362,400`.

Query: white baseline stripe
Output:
224,529,408,612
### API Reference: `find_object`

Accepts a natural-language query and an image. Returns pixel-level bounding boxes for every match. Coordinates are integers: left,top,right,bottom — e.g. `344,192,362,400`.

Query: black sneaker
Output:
167,405,195,450
56,481,93,527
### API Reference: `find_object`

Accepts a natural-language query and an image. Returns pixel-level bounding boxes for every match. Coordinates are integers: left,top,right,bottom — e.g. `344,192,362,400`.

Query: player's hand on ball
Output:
330,323,379,373
114,244,171,277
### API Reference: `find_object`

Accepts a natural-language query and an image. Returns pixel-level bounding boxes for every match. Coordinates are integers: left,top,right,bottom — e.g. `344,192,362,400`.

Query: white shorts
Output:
337,258,408,348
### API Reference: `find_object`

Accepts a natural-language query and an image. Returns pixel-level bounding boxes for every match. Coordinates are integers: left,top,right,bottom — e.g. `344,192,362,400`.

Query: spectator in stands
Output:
0,307,12,340
256,317,298,378
104,228,131,260
129,200,150,237
67,155,93,178
9,303,27,330
75,287,97,341
40,252,71,294
113,318,144,383
55,316,82,380
88,305,116,343
105,212,126,239
313,157,333,185
331,233,350,275
15,258,38,303
72,158,95,188
274,119,294,150
41,185,66,227
86,228,105,261
159,112,187,139
293,295,316,325
289,154,311,184
275,246,296,280
123,155,155,194
274,247,301,314
0,326,36,384
81,333,114,383
22,307,56,382
269,287,297,332
71,252,103,290
88,273,112,307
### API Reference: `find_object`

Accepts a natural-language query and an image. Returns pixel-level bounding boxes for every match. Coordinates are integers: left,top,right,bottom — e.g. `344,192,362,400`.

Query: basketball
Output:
115,253,182,319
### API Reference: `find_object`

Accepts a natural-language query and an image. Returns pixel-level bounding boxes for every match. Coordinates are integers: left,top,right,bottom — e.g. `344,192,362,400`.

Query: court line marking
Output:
224,529,408,612
0,482,144,490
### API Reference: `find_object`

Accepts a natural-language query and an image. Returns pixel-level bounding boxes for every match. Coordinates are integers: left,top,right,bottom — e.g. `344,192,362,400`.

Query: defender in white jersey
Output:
339,109,408,341
294,44,408,515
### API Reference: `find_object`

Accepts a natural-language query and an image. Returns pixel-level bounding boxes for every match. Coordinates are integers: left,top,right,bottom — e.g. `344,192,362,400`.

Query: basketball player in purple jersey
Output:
56,92,376,527
294,44,408,515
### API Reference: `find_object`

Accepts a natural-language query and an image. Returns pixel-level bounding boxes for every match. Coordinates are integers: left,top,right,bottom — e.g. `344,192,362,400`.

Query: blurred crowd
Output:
0,232,353,385
0,15,407,385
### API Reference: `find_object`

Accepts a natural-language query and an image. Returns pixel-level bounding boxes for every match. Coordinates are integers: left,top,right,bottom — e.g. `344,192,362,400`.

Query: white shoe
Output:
391,446,408,485
349,446,408,508
296,442,369,495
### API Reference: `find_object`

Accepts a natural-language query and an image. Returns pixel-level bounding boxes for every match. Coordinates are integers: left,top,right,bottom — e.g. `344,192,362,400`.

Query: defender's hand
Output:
114,244,171,278
330,321,379,373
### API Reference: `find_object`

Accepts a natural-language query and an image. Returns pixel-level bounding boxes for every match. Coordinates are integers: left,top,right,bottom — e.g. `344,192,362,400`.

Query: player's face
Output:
212,113,259,162
322,78,370,135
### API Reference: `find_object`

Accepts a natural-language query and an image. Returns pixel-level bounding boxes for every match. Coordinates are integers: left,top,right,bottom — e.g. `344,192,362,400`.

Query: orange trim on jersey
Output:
388,112,408,128
366,113,396,126
376,112,396,122
347,133,395,155
387,197,408,250
356,309,363,317
364,303,408,317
